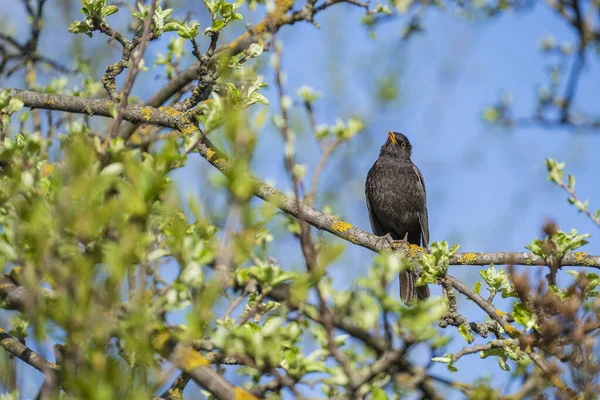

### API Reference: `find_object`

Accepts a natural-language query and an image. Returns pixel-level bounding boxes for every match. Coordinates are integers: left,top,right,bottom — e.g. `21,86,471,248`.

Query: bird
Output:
365,131,430,306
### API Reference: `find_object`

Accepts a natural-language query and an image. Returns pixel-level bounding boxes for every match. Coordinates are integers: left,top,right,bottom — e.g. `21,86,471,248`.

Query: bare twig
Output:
555,177,600,229
453,339,517,362
307,137,343,206
109,0,158,138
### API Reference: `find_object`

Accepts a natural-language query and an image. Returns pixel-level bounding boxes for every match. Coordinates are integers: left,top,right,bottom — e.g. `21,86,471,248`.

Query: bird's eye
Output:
401,141,406,148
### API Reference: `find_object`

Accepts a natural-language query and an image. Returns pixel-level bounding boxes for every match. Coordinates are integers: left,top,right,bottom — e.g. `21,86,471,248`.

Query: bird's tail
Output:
399,270,430,306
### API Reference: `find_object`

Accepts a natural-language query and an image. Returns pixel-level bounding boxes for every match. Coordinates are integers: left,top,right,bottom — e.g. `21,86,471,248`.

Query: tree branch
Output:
0,328,58,375
4,88,600,272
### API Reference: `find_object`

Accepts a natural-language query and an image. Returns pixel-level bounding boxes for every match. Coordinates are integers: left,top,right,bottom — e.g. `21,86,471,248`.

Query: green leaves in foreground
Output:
0,128,221,397
566,270,600,298
478,264,517,299
526,228,590,262
416,240,461,286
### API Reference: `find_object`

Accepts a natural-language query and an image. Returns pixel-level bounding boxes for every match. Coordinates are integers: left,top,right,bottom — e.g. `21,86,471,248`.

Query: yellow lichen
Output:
206,148,216,161
403,243,423,259
503,325,520,338
331,221,352,233
549,375,569,392
175,347,209,371
164,106,181,117
179,124,197,136
141,107,153,121
457,253,477,265
274,0,294,16
40,164,54,177
44,99,54,106
524,254,532,265
233,388,258,400
574,252,594,266
495,309,507,317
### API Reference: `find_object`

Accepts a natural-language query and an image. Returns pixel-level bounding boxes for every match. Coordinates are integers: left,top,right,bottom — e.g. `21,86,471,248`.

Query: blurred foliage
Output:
0,0,599,398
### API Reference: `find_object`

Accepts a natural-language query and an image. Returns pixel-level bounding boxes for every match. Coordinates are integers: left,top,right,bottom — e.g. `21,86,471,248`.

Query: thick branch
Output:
0,328,58,373
3,89,183,130
5,89,600,270
153,331,258,400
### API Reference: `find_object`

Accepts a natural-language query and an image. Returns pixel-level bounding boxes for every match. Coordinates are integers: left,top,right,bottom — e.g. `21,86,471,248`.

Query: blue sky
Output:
2,0,600,398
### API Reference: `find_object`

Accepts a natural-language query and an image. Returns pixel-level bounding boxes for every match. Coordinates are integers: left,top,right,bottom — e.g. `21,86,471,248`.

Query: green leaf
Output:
512,303,538,331
479,264,516,298
459,324,474,343
164,21,185,32
7,98,24,114
546,158,565,184
480,348,510,371
416,241,460,285
372,388,388,400
567,174,575,190
432,354,457,372
297,85,321,104
9,315,29,341
68,20,93,36
212,19,226,31
103,5,118,16
527,229,590,262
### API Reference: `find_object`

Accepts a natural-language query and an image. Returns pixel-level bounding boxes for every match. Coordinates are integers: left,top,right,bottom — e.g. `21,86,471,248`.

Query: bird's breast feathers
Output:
367,160,426,206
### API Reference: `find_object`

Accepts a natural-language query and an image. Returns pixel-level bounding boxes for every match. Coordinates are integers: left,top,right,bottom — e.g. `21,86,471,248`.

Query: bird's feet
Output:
375,233,394,250
377,233,408,250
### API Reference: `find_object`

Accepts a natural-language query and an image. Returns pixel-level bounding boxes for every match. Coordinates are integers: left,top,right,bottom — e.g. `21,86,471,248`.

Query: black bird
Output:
365,131,430,305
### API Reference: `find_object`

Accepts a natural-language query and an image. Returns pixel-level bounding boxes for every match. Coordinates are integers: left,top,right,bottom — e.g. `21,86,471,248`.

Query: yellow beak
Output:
388,131,397,144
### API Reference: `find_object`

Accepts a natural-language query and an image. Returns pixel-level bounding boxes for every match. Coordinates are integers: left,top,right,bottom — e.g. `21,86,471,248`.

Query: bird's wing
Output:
366,192,386,236
413,164,429,248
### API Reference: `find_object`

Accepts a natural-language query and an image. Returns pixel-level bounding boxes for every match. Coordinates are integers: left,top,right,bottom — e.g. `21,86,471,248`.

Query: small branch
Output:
0,328,58,374
354,349,407,392
236,293,266,326
269,284,387,354
118,0,372,140
453,339,517,362
555,178,600,229
158,372,191,400
448,275,578,396
448,275,510,329
109,0,158,137
221,283,252,320
307,137,343,206
155,332,258,400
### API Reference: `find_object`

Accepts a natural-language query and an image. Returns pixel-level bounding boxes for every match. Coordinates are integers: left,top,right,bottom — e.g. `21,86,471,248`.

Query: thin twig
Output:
109,0,158,138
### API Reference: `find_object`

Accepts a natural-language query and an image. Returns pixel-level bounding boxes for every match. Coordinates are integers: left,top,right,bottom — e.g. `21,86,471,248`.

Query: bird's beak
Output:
388,131,397,144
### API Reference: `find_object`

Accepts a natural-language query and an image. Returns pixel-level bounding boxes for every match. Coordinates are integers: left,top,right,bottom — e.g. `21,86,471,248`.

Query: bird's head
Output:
379,131,412,159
